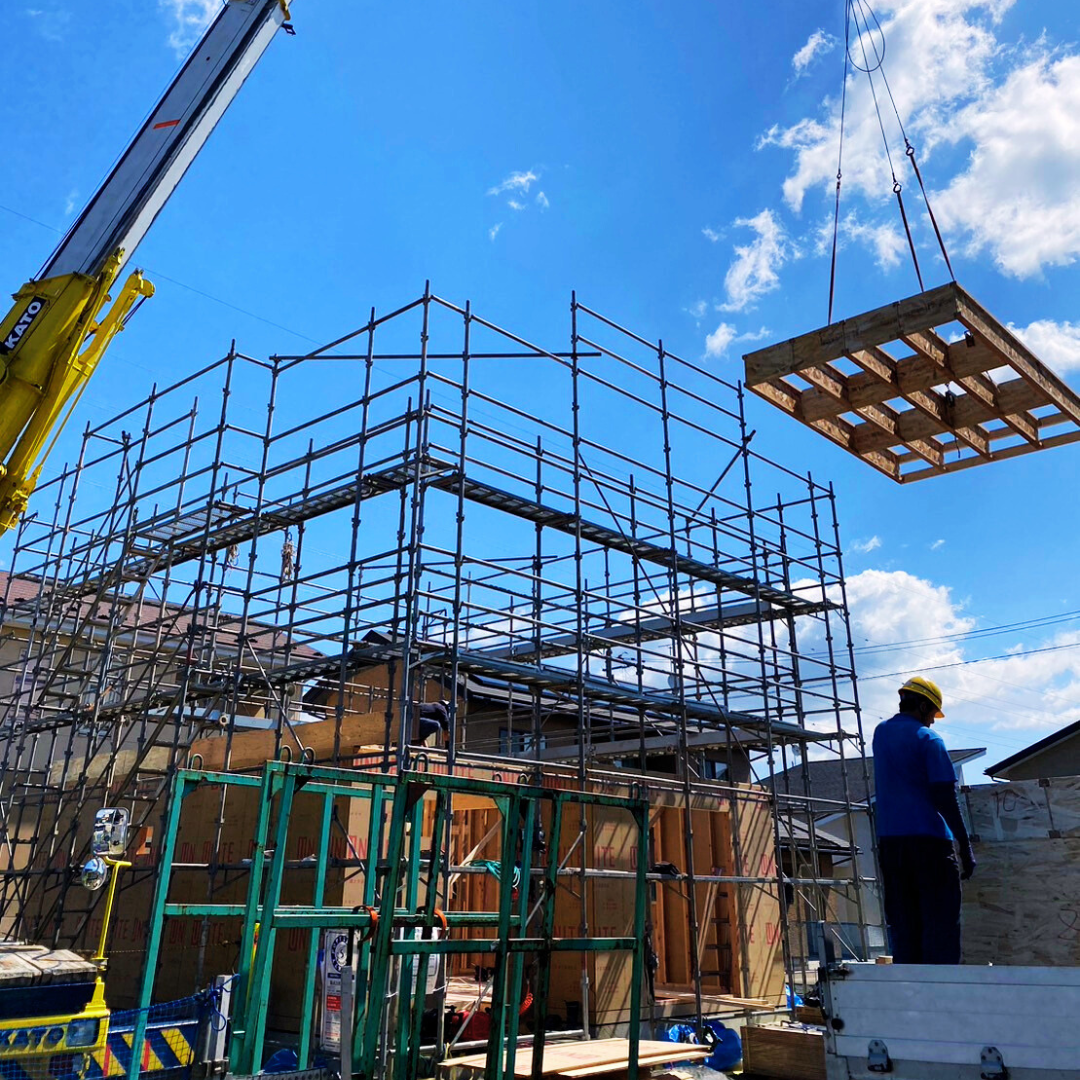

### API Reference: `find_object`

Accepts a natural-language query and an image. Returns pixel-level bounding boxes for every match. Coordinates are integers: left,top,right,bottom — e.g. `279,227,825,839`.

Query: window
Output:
699,758,729,781
499,729,546,756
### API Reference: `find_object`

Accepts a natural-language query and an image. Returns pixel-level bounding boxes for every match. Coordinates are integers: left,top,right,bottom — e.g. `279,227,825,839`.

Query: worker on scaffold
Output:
872,676,976,964
413,699,451,745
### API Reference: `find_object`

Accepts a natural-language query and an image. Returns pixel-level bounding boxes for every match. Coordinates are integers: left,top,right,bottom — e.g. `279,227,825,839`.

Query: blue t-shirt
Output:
872,713,957,839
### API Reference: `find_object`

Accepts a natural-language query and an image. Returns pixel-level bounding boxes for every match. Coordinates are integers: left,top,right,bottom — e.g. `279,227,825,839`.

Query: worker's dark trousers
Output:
878,836,961,964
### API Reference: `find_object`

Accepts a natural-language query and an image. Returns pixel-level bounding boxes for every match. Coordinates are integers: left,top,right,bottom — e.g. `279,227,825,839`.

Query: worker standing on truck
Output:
872,676,976,964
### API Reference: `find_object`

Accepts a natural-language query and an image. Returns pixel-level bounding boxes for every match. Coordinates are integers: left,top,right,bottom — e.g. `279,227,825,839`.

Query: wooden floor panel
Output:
742,283,1080,482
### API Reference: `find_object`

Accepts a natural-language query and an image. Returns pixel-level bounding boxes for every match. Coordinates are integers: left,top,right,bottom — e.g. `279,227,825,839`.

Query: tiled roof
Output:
782,747,987,807
0,571,321,661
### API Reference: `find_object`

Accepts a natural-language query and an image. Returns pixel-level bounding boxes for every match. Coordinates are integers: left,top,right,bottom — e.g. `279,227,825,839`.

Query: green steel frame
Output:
129,761,649,1080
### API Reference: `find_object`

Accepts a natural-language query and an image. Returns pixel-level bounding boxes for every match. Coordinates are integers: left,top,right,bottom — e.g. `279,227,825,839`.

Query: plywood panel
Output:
743,1025,826,1080
966,775,1080,840
733,793,784,1003
439,1039,709,1077
963,778,1080,966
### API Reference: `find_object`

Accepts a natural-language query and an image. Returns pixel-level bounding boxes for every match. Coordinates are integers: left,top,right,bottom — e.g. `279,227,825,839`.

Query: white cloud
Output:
488,223,503,242
507,199,525,211
686,300,709,320
705,322,738,358
760,1,1016,213
845,568,1080,759
63,190,79,217
792,29,835,75
702,320,775,359
159,0,217,56
720,209,794,312
850,535,883,554
934,53,1080,277
1008,319,1080,371
702,226,722,243
752,2,1080,277
25,4,69,41
930,538,946,550
487,170,540,196
536,191,550,210
738,325,774,343
816,212,906,270
843,569,973,727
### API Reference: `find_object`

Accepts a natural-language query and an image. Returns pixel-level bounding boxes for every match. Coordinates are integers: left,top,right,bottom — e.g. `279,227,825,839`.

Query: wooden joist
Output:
743,282,1080,482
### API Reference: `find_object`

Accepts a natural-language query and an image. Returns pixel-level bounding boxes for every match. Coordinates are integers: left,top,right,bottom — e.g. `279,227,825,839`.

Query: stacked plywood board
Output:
743,283,1080,483
439,1038,710,1077
962,776,1080,966
0,943,97,985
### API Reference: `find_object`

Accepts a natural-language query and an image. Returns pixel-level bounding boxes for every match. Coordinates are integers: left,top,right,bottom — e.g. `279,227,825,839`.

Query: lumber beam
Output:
956,288,1080,427
805,412,901,482
899,328,991,457
743,283,963,385
852,401,944,469
906,326,1041,446
797,363,942,469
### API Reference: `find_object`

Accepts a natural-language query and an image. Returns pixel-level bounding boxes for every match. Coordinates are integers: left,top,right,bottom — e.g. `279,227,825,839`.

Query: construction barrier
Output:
0,996,206,1080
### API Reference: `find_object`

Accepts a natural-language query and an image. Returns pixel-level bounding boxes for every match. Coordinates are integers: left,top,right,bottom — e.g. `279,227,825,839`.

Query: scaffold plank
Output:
438,474,821,612
444,647,832,744
489,596,832,663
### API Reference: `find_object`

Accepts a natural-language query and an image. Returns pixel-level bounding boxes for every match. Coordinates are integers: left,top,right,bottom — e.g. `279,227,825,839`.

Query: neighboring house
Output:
781,747,986,959
984,720,1080,781
0,570,324,933
0,570,322,777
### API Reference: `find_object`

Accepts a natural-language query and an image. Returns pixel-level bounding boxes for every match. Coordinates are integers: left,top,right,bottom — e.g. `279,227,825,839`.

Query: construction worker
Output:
414,700,451,745
872,676,976,964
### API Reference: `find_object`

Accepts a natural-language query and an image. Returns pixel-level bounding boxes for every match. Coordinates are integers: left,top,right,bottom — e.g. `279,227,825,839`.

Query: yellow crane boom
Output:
0,0,294,533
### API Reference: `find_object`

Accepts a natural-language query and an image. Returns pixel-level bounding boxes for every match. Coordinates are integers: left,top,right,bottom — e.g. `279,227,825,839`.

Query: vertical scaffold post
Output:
297,789,334,1069
234,765,299,1074
128,770,192,1080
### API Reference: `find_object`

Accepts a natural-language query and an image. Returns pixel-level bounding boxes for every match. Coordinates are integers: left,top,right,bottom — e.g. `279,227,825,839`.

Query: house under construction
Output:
0,287,875,1044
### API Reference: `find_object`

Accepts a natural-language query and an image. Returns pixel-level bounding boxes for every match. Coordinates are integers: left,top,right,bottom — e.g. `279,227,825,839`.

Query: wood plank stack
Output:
742,283,1080,483
438,1038,711,1078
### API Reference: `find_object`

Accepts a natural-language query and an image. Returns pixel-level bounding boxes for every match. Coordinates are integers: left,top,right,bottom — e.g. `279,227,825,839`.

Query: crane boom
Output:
0,0,292,533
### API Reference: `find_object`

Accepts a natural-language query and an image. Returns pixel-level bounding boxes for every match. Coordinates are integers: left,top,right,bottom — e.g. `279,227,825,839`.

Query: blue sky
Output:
5,0,1080,772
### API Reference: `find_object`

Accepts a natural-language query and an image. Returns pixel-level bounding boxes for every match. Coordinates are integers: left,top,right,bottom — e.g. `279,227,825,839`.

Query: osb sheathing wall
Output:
18,712,784,1030
27,782,379,1028
963,776,1080,966
447,793,784,1026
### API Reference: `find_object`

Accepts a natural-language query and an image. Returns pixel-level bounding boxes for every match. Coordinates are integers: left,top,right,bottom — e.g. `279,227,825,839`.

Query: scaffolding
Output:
0,286,876,1043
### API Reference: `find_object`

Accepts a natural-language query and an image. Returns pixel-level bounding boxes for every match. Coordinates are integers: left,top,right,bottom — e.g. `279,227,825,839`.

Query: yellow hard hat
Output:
899,676,944,717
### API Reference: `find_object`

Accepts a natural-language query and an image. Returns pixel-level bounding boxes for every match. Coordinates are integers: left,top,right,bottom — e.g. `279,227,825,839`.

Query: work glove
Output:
960,844,976,881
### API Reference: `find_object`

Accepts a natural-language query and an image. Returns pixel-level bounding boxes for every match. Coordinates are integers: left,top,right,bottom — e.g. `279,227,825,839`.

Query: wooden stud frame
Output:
742,282,1080,483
